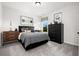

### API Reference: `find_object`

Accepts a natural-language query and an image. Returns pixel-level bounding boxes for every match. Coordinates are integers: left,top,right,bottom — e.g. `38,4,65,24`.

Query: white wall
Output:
0,3,2,26
0,3,2,46
48,4,79,46
2,5,42,31
33,16,41,30
2,6,21,31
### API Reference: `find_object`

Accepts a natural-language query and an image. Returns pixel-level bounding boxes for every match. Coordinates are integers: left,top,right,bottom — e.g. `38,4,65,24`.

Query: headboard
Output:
18,26,34,32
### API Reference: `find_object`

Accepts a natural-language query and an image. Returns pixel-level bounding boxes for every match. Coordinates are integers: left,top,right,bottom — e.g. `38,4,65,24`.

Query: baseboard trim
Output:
64,41,79,47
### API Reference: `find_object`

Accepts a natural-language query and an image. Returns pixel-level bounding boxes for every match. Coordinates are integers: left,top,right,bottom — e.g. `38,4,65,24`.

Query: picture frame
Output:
20,16,33,26
54,12,63,24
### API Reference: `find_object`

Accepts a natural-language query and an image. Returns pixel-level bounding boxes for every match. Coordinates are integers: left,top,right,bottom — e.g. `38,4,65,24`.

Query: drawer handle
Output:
77,32,79,34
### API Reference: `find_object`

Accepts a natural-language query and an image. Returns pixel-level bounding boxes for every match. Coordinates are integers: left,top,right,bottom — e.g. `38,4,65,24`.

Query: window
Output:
41,17,48,32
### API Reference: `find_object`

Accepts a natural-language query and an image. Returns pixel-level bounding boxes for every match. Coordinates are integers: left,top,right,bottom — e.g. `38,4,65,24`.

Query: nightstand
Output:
3,31,19,44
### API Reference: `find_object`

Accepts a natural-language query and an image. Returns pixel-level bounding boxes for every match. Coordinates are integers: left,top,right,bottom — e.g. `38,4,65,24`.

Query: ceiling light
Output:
35,2,41,6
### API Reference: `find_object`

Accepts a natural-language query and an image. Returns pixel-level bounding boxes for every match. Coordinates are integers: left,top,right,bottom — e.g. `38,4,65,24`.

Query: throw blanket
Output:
18,32,49,48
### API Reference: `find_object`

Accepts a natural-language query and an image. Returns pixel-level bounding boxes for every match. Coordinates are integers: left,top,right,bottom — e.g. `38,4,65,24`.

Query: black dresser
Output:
48,23,64,44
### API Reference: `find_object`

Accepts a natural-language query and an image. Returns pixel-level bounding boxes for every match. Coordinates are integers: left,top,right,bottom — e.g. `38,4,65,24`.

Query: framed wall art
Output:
54,12,63,24
20,16,33,26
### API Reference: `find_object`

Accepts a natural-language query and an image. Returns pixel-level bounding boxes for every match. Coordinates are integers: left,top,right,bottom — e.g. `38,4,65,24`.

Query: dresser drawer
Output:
3,38,15,42
3,31,19,44
4,32,15,35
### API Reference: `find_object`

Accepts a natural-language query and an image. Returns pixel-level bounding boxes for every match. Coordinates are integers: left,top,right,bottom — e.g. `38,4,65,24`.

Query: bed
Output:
18,26,49,50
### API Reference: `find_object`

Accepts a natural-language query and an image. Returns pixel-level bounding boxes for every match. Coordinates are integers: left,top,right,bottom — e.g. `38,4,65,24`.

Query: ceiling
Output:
2,2,79,16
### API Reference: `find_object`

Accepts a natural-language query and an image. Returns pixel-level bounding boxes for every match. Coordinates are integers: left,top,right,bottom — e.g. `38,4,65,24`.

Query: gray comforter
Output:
19,32,49,48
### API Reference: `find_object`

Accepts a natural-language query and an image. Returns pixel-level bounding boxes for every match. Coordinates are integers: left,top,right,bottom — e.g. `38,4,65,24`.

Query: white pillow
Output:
24,30,31,32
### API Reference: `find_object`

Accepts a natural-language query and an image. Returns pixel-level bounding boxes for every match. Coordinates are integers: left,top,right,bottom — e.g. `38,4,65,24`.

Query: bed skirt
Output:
18,39,48,50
